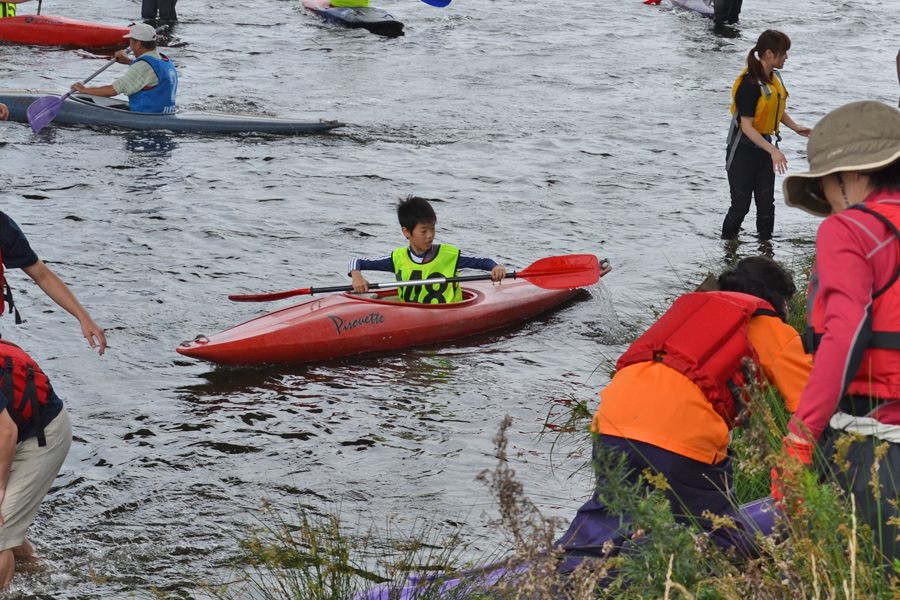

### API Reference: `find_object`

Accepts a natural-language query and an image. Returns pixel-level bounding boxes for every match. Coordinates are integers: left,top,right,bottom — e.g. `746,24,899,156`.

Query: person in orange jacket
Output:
556,256,812,569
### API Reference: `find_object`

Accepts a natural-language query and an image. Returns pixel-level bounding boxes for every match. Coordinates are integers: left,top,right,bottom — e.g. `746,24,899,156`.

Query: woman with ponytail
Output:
722,30,811,241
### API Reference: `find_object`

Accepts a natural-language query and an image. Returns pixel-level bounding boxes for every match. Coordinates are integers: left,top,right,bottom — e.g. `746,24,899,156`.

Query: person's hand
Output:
770,149,788,174
794,126,812,138
72,82,87,93
351,271,369,293
0,103,7,121
80,317,107,356
491,265,506,282
114,49,130,64
771,435,814,510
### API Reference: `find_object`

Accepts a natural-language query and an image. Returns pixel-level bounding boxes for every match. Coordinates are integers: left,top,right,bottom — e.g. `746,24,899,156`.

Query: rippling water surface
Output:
1,0,898,595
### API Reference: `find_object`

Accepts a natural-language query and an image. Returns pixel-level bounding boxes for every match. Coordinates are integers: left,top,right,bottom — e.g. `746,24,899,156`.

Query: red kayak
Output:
177,275,608,366
0,15,130,49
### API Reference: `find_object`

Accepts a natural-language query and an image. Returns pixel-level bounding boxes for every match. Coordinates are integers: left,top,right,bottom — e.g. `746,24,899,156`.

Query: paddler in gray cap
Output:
72,23,178,114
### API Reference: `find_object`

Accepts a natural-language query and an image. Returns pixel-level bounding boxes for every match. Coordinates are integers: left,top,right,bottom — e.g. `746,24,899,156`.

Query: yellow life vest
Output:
730,68,787,136
330,0,369,6
1,3,17,17
392,244,463,304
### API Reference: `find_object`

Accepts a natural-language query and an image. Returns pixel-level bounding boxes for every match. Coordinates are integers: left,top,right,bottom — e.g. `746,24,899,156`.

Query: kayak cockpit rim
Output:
343,287,481,308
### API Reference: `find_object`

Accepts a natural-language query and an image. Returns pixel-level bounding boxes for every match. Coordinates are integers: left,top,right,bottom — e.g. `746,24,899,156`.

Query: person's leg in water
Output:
754,150,776,240
722,142,761,239
726,0,742,24
141,0,159,20
158,0,177,21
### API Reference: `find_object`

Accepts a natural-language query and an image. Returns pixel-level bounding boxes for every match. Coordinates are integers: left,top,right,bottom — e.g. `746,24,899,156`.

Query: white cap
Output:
123,23,157,42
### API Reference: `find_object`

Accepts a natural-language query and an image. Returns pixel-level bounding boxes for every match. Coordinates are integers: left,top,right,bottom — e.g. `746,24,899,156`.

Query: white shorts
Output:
0,407,72,551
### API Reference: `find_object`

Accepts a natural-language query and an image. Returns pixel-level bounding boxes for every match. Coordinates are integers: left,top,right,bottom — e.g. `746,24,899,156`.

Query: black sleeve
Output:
734,75,761,120
0,213,40,270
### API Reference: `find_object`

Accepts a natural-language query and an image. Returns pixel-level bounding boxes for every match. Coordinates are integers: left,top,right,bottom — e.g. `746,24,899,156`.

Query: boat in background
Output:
302,0,404,37
0,15,130,49
176,266,610,366
671,0,713,18
0,91,345,134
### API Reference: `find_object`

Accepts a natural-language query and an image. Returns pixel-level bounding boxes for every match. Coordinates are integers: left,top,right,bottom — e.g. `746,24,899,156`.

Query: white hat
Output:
123,23,157,42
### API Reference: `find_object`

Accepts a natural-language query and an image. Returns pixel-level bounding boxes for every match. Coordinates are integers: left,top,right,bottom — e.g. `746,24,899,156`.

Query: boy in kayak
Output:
349,196,506,304
72,24,178,115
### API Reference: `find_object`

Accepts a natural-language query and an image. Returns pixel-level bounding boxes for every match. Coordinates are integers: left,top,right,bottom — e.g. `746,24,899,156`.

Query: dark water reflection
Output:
0,0,898,595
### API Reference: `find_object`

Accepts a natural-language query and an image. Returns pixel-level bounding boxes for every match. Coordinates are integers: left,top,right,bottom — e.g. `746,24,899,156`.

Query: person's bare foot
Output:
13,554,46,575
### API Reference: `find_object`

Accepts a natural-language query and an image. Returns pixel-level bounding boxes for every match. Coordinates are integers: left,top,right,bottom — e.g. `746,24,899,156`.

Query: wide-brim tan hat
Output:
784,101,900,217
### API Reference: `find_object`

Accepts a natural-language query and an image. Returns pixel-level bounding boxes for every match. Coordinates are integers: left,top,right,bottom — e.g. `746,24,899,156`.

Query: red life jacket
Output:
805,200,900,401
0,339,52,446
616,291,778,429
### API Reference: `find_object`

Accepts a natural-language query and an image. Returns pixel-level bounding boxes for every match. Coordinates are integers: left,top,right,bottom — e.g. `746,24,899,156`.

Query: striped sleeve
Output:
348,254,394,275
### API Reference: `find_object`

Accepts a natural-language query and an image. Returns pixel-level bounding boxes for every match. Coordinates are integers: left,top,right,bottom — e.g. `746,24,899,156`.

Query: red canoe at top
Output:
0,15,130,49
176,273,610,366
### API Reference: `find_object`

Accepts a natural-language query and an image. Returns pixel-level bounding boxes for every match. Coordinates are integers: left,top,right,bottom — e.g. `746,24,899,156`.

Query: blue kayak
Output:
0,91,345,134
303,0,404,37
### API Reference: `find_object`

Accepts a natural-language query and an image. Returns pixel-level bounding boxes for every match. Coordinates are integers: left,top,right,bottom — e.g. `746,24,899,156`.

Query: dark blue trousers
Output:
555,435,777,570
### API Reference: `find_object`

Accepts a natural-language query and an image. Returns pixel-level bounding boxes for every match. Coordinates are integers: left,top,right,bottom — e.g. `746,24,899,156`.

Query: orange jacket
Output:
593,314,811,464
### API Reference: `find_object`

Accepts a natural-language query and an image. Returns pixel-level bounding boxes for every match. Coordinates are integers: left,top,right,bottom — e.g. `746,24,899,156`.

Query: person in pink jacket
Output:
782,100,900,564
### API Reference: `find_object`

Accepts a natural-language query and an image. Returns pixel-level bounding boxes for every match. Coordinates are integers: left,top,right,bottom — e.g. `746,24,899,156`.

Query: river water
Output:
0,0,897,595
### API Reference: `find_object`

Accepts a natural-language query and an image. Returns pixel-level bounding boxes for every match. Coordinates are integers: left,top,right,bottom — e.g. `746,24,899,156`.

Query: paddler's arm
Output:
350,270,369,293
21,260,107,355
0,103,7,121
740,116,788,175
457,254,506,282
71,83,118,97
780,112,811,137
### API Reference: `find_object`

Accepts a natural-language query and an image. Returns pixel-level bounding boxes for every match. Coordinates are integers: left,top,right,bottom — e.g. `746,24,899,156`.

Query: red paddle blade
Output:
27,95,65,132
643,0,662,4
229,287,312,302
517,254,605,289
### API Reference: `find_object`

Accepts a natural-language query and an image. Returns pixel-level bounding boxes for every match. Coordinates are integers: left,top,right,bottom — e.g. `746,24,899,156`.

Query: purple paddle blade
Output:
26,92,70,133
420,0,451,6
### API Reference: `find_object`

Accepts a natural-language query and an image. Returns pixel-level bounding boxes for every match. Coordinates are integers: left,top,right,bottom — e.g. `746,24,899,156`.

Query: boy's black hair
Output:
717,256,796,322
397,196,437,232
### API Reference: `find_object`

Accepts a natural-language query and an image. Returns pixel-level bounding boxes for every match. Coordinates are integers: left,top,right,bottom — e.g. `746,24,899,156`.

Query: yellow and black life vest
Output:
1,2,17,17
392,244,463,304
730,68,787,136
725,68,787,170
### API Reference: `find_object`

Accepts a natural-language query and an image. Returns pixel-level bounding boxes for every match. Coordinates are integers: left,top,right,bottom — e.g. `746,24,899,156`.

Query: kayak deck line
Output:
176,279,599,366
0,91,346,134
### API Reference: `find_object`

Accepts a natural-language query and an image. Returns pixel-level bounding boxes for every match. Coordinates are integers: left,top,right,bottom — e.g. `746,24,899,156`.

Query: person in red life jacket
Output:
0,211,106,589
781,101,900,564
722,30,811,242
554,257,812,570
348,196,506,304
72,23,178,114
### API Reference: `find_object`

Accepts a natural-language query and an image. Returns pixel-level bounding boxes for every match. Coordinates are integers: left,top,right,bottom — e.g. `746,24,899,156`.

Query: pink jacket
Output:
791,190,900,441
